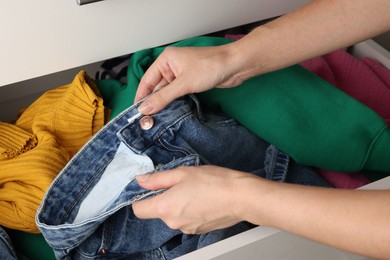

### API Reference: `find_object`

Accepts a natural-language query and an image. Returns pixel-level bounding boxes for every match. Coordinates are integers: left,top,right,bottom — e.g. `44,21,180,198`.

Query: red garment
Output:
224,34,245,41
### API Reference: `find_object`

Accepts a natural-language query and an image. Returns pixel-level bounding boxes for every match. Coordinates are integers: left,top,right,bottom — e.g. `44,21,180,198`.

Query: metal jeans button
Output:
139,116,154,130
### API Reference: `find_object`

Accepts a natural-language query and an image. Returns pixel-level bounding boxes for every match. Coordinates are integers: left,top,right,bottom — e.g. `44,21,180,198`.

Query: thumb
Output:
136,169,181,190
137,79,187,115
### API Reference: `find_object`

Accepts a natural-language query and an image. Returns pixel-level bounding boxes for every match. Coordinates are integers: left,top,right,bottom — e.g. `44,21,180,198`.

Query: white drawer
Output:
1,1,389,259
177,176,390,260
350,39,390,70
0,0,308,88
0,16,389,259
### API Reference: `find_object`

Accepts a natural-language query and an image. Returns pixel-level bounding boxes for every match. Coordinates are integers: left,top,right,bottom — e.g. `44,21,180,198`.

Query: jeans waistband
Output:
36,96,202,248
119,95,201,153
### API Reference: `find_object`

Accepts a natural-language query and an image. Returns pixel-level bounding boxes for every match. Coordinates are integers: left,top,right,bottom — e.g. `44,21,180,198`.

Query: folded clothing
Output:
0,122,37,159
301,49,390,186
224,34,390,187
0,71,105,233
0,129,68,233
97,36,390,173
301,50,390,126
16,70,106,158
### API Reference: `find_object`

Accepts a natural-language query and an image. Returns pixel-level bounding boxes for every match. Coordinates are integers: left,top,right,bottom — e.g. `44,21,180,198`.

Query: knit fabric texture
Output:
0,71,105,233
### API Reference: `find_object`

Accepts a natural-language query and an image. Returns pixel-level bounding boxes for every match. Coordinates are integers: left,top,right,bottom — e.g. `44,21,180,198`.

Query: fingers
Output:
135,51,184,114
152,78,169,93
134,48,176,103
133,169,183,219
132,194,159,219
135,169,182,190
134,68,162,104
135,45,228,114
137,78,188,115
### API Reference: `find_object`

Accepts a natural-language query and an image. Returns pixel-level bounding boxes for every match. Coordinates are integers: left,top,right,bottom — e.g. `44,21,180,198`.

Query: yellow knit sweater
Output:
0,71,105,233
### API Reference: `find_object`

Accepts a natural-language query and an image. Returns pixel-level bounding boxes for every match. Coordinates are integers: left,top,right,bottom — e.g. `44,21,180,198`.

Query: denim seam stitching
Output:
59,153,116,224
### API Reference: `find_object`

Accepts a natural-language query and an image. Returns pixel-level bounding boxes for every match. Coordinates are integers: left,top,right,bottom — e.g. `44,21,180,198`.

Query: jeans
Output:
36,95,330,259
0,227,17,260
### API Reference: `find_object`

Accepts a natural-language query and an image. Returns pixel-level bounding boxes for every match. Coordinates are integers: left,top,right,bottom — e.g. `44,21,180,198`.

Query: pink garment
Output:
225,34,390,126
225,34,390,189
315,169,370,189
225,34,245,41
301,50,390,126
301,50,390,188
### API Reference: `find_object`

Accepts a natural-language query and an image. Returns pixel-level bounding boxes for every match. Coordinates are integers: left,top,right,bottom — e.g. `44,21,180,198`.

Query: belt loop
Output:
189,94,205,121
264,144,289,182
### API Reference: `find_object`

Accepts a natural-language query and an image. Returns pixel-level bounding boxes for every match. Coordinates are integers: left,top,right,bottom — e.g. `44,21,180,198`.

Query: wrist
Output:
226,27,278,81
233,175,277,227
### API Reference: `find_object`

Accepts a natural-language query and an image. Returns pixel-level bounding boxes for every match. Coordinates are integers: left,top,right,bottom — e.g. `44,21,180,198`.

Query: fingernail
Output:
136,174,150,182
138,101,153,115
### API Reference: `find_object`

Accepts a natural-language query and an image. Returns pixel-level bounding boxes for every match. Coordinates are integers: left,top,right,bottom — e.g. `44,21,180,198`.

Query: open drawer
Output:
175,39,390,260
177,176,390,260
0,11,389,260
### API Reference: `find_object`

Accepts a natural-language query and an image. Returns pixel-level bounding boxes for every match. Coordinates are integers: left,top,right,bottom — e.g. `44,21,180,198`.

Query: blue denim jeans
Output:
0,227,17,260
36,95,330,259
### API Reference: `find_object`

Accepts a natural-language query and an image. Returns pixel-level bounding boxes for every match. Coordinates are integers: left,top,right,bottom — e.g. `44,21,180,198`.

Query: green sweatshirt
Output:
97,36,390,173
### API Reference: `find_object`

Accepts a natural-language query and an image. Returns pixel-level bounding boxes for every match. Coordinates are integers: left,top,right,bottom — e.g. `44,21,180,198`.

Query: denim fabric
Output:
0,227,17,260
263,145,331,186
36,95,330,259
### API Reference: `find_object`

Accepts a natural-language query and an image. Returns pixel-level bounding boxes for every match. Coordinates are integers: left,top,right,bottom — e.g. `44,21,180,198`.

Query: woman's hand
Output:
135,0,390,117
132,165,258,234
135,45,245,115
132,164,390,259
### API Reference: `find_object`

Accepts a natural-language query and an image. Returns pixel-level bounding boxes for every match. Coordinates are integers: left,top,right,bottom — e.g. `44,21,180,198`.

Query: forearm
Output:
240,178,390,259
228,0,390,79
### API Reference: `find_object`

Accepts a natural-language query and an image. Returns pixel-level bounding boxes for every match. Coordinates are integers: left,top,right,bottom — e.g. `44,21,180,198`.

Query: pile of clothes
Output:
1,36,390,259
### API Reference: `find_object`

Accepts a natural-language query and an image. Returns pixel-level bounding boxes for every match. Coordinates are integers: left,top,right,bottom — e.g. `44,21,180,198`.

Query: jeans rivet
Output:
140,116,154,130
